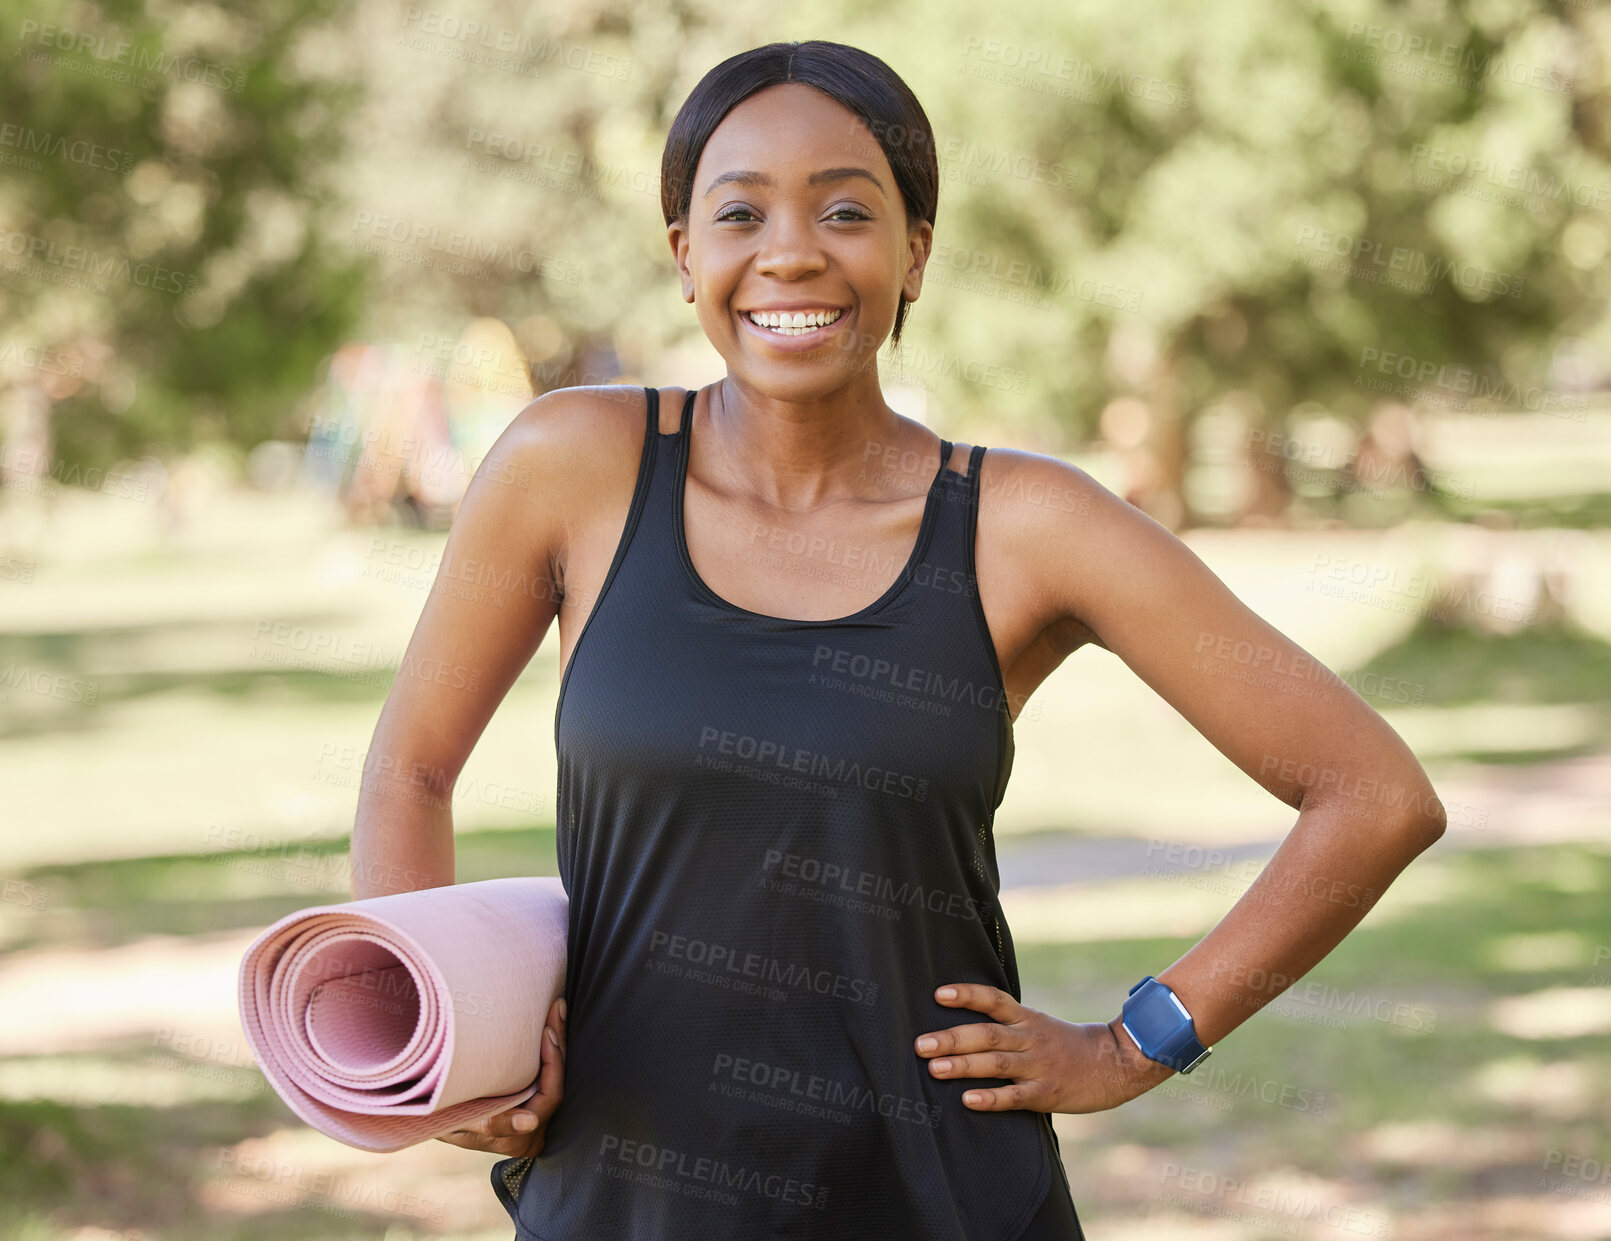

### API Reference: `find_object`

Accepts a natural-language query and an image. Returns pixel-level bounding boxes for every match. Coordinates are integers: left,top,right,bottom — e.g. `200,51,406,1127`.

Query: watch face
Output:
1127,985,1185,1048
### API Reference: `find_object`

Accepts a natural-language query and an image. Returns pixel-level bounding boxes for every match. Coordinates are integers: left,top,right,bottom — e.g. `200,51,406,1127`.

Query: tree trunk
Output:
1141,345,1189,531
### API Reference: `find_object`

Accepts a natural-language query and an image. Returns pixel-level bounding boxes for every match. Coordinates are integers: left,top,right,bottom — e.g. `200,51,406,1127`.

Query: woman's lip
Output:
739,307,848,315
738,308,851,351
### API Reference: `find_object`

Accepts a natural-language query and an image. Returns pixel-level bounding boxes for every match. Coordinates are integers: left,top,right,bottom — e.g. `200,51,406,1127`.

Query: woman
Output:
350,40,1447,1240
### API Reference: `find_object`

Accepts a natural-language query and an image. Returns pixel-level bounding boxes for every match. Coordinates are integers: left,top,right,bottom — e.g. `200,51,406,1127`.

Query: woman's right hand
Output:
434,994,566,1160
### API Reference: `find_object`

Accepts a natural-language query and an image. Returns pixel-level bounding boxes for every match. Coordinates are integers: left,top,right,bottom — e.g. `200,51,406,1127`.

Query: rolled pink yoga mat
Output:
237,877,568,1153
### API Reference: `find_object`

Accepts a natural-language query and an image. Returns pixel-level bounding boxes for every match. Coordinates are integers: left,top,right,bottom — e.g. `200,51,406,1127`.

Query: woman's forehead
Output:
699,92,888,186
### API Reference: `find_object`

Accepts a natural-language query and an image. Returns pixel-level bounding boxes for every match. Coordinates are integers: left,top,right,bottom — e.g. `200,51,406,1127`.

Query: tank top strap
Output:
930,438,1015,818
636,385,688,539
961,442,988,585
922,440,985,577
662,387,696,518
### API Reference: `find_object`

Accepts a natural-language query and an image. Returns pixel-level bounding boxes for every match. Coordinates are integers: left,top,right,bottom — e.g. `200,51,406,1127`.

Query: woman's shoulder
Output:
486,385,659,532
507,382,652,446
975,445,1106,512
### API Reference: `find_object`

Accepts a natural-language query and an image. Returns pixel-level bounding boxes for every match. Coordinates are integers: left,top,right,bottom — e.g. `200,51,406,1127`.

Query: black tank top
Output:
491,387,1079,1240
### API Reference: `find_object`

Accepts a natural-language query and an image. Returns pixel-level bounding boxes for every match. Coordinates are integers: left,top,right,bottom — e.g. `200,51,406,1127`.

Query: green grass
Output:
2,1092,428,1241
1293,488,1611,531
10,826,560,954
1435,491,1611,530
1016,841,1611,1221
5,486,1608,1238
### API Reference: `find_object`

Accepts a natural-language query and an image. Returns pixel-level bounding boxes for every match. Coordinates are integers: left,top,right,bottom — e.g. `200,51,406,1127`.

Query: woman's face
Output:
668,83,931,399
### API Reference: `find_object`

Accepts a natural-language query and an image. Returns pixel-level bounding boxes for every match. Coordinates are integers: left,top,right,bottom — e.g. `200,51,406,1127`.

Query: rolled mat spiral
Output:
237,876,568,1153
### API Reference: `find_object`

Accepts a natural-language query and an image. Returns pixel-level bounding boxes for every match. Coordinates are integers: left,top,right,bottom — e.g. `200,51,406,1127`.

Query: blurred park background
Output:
3,0,1611,1237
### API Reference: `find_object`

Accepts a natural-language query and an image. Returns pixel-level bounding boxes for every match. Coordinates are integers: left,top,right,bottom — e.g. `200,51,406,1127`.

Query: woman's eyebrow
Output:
702,167,886,197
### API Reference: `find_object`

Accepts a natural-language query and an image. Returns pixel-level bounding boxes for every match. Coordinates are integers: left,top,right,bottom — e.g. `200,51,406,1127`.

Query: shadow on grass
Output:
0,613,397,743
1357,614,1611,709
6,824,560,955
1434,490,1611,530
0,611,560,743
0,1086,431,1240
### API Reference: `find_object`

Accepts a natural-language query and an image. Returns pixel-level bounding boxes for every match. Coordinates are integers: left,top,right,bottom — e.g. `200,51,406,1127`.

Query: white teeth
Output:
745,308,843,335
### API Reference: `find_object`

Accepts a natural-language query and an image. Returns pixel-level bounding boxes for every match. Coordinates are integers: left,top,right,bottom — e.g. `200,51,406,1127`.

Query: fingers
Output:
478,1100,541,1139
531,1006,566,1114
915,986,1042,1107
919,1027,1032,1094
915,989,1022,1059
923,1042,1020,1084
915,1022,1046,1112
432,998,569,1155
436,1130,525,1156
437,1001,567,1154
933,983,1021,1022
953,1079,1041,1111
434,1116,526,1155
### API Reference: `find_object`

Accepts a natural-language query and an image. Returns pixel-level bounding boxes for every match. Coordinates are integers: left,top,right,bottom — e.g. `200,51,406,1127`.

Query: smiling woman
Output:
472,44,1092,1241
348,37,1447,1241
660,41,937,357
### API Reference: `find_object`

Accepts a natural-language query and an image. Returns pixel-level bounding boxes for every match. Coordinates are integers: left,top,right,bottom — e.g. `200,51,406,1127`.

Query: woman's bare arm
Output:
348,385,635,899
988,449,1447,1096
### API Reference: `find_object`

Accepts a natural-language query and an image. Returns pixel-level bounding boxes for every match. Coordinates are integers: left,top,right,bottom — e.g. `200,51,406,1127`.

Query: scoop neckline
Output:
670,392,954,626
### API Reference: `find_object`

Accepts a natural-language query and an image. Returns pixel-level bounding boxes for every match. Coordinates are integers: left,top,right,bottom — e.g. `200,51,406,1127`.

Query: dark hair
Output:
661,41,939,349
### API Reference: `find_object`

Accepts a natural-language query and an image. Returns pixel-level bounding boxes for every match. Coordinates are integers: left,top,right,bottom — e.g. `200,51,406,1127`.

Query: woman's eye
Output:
714,207,870,223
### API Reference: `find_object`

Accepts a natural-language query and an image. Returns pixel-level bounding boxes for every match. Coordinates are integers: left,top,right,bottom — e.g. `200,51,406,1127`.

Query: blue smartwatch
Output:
1121,976,1213,1074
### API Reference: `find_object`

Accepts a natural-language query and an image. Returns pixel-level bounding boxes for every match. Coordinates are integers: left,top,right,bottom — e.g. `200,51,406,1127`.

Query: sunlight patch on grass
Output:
1483,931,1594,972
203,1123,508,1232
1353,1117,1540,1167
1000,878,1233,943
1141,1165,1395,1239
1469,1056,1601,1120
1488,987,1611,1040
0,929,254,1056
1409,1193,1611,1239
0,1054,263,1107
1502,849,1607,894
1383,702,1608,761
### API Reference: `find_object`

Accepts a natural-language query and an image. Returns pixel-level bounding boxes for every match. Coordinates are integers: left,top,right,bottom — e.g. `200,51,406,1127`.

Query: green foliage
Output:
890,0,1610,444
4,0,1609,499
0,0,370,469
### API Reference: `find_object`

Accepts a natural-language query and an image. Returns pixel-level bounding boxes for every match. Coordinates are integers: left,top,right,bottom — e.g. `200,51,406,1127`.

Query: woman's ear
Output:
901,218,932,304
667,222,695,303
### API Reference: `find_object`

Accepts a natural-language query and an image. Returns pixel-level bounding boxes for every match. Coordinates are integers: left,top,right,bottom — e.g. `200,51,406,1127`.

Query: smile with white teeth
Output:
745,308,844,336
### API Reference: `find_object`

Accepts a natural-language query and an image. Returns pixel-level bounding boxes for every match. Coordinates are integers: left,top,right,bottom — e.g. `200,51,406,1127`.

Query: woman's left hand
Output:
914,982,1173,1114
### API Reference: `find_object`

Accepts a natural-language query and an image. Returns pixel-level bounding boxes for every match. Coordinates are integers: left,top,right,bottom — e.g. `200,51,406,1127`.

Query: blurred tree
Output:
340,0,1609,527
877,0,1611,526
0,0,369,477
9,0,1607,534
